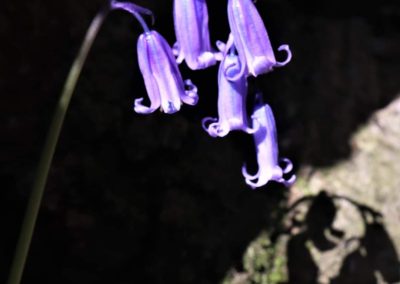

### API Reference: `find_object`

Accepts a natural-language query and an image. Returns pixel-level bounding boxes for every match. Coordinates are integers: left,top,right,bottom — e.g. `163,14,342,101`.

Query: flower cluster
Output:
110,0,296,189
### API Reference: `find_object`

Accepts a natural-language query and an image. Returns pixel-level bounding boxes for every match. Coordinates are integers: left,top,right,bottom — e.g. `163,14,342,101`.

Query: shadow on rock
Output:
284,190,400,284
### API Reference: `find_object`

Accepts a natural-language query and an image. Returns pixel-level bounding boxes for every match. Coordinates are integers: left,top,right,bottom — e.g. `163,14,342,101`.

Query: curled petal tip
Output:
201,117,214,125
241,164,260,180
244,178,262,190
181,79,199,105
279,174,296,187
201,117,218,137
205,128,219,138
202,120,229,138
280,158,293,174
287,174,296,185
211,123,230,137
244,115,260,134
244,125,258,135
214,41,228,61
225,65,247,82
216,40,226,52
172,42,179,56
134,98,157,114
172,42,185,64
275,44,292,67
202,117,217,127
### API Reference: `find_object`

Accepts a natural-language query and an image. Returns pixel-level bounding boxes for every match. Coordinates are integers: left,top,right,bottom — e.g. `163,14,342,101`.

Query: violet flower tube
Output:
135,30,198,114
111,1,198,114
227,0,292,79
202,36,256,137
242,100,295,189
173,0,219,70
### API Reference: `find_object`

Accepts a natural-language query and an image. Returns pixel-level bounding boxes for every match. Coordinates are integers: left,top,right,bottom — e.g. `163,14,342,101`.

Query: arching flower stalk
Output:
242,97,296,188
173,0,221,70
110,0,154,23
202,35,257,137
227,0,292,79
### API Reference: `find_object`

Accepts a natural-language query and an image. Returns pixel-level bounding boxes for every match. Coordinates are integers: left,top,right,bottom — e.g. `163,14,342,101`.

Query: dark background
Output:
1,0,399,283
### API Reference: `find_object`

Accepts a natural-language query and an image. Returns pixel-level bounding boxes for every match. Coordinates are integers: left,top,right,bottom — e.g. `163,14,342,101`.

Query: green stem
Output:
7,6,110,284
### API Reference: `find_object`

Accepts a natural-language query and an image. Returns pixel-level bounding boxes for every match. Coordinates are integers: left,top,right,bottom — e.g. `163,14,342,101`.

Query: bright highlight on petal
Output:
227,0,292,77
136,31,198,114
173,0,220,70
242,98,296,189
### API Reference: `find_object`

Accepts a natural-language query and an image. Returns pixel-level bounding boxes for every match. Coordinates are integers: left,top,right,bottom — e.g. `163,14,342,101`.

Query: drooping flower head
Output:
242,95,295,188
136,30,198,114
110,1,198,114
227,0,292,79
202,35,257,137
173,0,220,70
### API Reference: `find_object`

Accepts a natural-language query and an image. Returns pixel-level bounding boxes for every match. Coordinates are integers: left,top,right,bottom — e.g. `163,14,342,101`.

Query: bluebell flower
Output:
227,0,292,79
135,30,198,114
110,1,198,114
202,35,257,137
173,0,220,70
242,99,295,188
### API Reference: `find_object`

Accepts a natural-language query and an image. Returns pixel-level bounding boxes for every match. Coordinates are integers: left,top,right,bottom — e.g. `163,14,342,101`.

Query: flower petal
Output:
136,31,198,114
181,79,199,106
202,37,255,137
275,44,292,67
241,164,260,180
135,33,162,114
227,0,292,77
173,0,219,70
242,99,295,188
